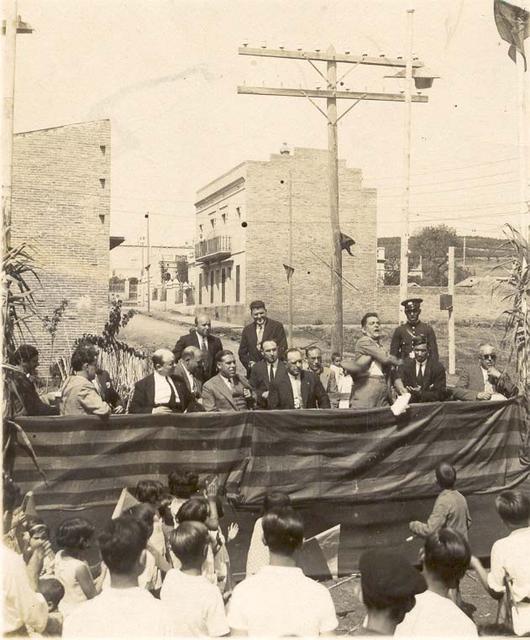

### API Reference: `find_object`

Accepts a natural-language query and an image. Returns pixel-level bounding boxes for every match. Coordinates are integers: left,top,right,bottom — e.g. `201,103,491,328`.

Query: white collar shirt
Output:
481,366,495,394
221,374,235,391
153,370,179,405
198,335,208,351
288,373,303,408
255,323,265,345
416,360,427,377
181,365,196,393
488,527,530,602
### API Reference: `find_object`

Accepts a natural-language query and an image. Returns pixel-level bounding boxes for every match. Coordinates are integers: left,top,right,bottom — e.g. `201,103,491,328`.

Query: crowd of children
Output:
3,464,530,637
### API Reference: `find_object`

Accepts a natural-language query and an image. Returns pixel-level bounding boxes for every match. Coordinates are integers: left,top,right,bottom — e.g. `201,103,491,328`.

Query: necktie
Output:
201,337,208,354
417,363,424,386
269,363,274,382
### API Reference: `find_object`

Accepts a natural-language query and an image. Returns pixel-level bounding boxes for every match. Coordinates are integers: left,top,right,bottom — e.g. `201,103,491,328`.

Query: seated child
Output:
53,518,100,616
160,521,229,637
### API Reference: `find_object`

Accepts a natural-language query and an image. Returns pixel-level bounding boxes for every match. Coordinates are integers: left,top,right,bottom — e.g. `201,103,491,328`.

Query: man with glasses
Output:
453,343,518,401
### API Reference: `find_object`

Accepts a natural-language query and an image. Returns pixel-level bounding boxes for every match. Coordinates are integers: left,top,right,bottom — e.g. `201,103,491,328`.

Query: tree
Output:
410,225,468,286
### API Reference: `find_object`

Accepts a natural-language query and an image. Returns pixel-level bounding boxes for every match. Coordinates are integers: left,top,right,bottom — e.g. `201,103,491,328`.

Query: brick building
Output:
193,147,377,325
11,120,111,370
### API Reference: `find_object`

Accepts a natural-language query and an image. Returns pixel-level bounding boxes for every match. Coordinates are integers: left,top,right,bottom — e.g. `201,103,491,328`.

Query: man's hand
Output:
243,388,251,399
407,385,421,393
388,355,402,367
261,391,269,400
152,406,173,414
206,475,219,498
248,361,256,370
477,391,492,401
487,367,501,380
113,405,125,414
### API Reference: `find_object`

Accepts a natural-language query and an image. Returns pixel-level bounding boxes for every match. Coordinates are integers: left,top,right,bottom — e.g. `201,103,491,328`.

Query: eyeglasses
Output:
481,354,496,360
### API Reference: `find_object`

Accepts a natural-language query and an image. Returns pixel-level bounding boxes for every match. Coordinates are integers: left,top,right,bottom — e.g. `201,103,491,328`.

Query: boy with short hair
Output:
227,507,338,636
62,515,172,638
470,490,530,636
160,521,229,637
396,528,478,637
409,462,471,540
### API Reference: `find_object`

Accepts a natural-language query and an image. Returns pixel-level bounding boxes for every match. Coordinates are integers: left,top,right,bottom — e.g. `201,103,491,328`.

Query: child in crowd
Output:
329,352,344,380
160,521,229,637
168,470,201,524
62,515,172,638
470,490,530,636
158,492,177,551
176,497,218,585
53,517,100,616
135,480,171,578
228,506,338,636
124,504,161,591
30,578,65,637
25,519,55,578
409,462,471,540
356,548,426,636
396,528,477,637
246,491,291,576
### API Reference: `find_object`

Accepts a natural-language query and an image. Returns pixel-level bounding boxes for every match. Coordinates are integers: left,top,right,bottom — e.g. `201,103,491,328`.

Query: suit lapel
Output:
147,373,155,406
301,373,311,407
214,375,237,410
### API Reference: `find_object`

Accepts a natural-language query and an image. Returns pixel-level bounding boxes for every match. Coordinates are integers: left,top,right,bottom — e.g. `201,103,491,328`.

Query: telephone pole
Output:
145,213,151,314
238,45,430,353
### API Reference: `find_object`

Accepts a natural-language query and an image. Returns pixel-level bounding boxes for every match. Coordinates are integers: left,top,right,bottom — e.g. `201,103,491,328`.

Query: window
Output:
221,268,226,303
99,178,106,189
152,289,158,301
210,271,214,303
198,273,203,305
235,265,240,302
221,213,226,224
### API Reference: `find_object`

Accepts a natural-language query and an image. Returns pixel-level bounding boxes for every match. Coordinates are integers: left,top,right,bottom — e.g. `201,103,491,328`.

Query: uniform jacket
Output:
201,373,256,412
173,330,223,381
396,358,447,403
452,365,518,401
238,318,288,375
390,321,439,362
128,372,193,414
268,369,331,410
249,360,287,408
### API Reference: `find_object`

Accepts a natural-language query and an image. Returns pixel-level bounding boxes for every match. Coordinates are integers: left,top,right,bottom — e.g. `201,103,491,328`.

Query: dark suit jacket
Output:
128,372,194,414
174,361,203,398
173,330,223,381
249,360,287,408
268,369,331,410
12,371,58,417
396,358,447,403
95,370,122,408
238,318,288,374
452,365,517,401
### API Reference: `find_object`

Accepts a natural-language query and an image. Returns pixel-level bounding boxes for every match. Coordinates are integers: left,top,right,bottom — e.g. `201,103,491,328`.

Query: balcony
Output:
195,235,232,263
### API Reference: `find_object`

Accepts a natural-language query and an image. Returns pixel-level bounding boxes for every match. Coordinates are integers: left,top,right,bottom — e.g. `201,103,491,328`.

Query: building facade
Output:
193,147,377,325
11,120,111,370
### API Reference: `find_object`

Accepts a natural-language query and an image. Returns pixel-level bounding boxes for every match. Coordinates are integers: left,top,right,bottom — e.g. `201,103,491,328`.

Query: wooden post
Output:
288,170,294,346
448,246,455,375
146,213,151,314
326,45,343,354
398,8,414,322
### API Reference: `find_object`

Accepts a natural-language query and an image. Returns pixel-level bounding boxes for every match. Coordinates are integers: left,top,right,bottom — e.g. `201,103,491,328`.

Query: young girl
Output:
53,518,99,616
246,491,291,576
135,479,170,579
168,470,201,525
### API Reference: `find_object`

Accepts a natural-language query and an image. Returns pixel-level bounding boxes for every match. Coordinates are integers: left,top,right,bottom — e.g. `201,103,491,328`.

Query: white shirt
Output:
160,568,229,637
198,335,208,351
62,586,173,638
396,590,478,637
255,323,265,346
227,565,338,636
416,360,426,378
481,366,495,395
488,527,530,602
181,364,197,393
3,546,48,634
245,517,269,576
288,373,303,408
266,360,278,381
153,370,179,405
220,374,235,391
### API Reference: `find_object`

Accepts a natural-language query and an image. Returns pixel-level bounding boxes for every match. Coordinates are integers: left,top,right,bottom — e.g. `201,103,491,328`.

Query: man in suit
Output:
173,314,223,382
390,298,439,362
10,344,59,416
394,335,446,403
249,340,286,408
268,348,330,410
452,343,518,401
129,348,193,414
202,350,256,412
93,369,124,413
305,346,339,408
238,300,288,376
60,344,112,416
174,345,204,404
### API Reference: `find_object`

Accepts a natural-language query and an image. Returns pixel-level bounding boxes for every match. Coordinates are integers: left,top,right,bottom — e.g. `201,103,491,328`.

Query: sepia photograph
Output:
2,0,530,637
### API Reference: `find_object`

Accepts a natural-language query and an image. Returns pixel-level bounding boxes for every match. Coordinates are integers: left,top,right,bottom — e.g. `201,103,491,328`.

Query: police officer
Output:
390,298,439,362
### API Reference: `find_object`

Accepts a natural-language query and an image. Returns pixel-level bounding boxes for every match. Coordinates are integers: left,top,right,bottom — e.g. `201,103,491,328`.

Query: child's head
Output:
262,507,303,556
168,470,199,499
170,521,209,568
331,352,342,366
495,490,530,527
55,517,95,551
262,491,291,516
37,578,64,613
27,517,50,542
135,480,162,506
158,493,175,527
98,515,149,578
176,497,209,525
423,527,470,588
125,503,156,539
435,462,456,490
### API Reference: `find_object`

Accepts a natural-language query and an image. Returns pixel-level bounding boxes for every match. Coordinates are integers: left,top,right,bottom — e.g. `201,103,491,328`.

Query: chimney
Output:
280,142,290,156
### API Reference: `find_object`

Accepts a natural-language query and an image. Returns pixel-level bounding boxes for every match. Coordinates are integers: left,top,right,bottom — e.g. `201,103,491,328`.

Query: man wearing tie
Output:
305,346,339,408
268,348,330,410
394,335,446,403
129,348,192,414
202,350,256,412
173,314,223,382
249,340,286,408
174,346,204,406
238,300,288,376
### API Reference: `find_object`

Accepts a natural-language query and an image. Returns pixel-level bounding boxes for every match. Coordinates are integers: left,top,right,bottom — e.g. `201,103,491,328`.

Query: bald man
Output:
173,314,223,382
129,348,193,414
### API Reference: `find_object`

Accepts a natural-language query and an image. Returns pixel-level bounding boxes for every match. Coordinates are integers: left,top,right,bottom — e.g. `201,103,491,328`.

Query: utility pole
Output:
462,235,466,269
288,171,294,345
399,9,414,322
145,213,151,314
447,246,455,375
238,45,429,353
2,1,32,250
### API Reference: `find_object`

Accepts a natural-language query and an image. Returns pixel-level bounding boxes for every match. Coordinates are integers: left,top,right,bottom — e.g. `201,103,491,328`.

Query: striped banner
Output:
13,399,529,511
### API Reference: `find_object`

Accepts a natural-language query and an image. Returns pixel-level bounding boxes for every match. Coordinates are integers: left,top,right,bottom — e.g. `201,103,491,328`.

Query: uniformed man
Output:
390,298,439,362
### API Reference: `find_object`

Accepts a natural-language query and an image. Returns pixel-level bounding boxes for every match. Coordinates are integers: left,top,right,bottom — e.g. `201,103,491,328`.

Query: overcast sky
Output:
15,0,530,245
